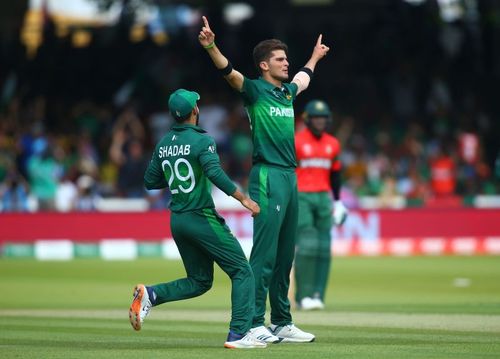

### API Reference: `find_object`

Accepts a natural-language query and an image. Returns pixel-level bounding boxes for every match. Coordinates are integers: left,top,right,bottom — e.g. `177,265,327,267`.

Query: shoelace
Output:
142,302,152,318
242,335,254,343
283,324,298,335
242,334,266,346
250,328,273,341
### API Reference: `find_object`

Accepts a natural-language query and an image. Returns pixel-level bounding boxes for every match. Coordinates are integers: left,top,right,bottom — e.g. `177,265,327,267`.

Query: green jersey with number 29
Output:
144,124,237,212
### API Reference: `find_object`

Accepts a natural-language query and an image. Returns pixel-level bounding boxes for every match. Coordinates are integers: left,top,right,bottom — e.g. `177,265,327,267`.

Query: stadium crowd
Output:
0,87,497,212
1,1,499,212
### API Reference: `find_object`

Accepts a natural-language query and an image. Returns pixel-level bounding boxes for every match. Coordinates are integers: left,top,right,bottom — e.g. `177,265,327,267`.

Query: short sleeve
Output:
330,138,342,172
239,77,260,105
287,82,298,100
331,159,342,172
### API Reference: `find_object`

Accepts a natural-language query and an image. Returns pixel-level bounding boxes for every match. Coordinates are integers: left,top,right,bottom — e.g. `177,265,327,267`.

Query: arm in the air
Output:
198,16,244,91
292,34,330,95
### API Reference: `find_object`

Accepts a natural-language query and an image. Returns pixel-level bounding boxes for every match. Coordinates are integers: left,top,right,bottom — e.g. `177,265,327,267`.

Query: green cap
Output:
168,89,200,120
304,100,331,118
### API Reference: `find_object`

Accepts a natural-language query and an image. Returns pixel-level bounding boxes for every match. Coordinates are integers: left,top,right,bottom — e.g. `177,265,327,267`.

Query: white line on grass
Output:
1,309,499,333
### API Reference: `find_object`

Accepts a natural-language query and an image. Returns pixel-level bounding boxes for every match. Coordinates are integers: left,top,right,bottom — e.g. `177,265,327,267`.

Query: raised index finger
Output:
316,34,323,46
202,16,210,30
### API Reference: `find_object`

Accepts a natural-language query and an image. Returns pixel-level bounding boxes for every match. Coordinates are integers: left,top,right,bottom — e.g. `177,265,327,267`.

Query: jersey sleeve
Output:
198,138,237,196
331,159,341,172
239,77,260,106
287,82,299,100
330,138,342,172
144,149,168,190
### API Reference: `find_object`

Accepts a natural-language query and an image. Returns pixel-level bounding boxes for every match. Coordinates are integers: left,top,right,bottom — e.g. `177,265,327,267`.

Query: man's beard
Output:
308,123,325,138
273,73,289,82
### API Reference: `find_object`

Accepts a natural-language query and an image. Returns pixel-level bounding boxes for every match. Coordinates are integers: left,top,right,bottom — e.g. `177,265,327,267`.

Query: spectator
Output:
115,138,149,198
0,169,30,212
430,145,456,198
75,175,100,211
26,138,62,211
55,174,78,212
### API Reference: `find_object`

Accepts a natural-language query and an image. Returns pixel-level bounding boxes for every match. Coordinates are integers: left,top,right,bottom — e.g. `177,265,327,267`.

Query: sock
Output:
226,330,244,341
146,286,157,306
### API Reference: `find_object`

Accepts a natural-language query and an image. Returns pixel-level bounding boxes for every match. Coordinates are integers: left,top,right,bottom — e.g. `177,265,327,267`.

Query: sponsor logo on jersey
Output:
299,158,331,169
269,106,294,118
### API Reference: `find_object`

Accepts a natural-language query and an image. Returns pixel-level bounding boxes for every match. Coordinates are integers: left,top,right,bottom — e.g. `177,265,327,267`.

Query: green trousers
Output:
248,164,298,327
151,208,255,335
294,191,333,302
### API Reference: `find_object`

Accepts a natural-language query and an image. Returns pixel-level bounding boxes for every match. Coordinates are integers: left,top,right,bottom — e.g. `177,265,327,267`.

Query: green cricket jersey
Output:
240,77,299,168
144,124,237,212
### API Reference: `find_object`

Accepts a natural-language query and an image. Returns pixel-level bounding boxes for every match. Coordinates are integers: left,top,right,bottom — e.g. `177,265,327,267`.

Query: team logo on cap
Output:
316,102,325,110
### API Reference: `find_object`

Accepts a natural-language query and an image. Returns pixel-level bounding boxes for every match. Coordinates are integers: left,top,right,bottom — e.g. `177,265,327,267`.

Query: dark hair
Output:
253,39,288,73
174,112,191,123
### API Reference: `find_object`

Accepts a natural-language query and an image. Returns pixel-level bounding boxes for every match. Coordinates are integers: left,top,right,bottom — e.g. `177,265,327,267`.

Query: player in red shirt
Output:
294,100,348,310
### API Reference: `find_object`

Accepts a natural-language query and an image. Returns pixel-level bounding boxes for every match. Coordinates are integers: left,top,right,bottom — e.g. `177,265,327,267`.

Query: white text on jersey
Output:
158,144,191,158
299,158,331,169
270,106,294,118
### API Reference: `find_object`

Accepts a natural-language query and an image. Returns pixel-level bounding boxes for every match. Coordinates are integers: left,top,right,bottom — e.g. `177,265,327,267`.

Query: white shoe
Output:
269,324,315,343
129,284,152,331
313,298,325,310
224,332,268,349
300,297,325,311
250,325,281,343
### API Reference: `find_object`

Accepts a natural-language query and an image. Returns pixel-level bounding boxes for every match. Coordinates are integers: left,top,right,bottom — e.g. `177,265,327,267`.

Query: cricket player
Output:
198,16,329,343
129,89,266,349
294,100,348,310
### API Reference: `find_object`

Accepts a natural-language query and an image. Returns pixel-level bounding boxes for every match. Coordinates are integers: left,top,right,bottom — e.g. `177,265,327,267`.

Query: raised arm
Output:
198,16,245,91
292,34,330,95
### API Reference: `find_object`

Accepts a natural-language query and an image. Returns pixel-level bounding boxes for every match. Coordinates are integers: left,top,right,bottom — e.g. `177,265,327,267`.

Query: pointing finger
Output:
316,34,323,46
202,16,210,29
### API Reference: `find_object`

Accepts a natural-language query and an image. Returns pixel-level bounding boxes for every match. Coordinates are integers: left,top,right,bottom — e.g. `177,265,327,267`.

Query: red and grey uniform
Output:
294,126,342,304
296,127,342,193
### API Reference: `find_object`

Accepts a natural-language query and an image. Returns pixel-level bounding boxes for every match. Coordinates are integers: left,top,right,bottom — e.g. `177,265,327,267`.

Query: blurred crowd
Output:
0,88,498,213
1,1,499,212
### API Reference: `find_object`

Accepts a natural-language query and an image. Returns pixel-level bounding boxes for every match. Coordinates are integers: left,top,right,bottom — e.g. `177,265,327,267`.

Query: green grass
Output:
1,257,500,358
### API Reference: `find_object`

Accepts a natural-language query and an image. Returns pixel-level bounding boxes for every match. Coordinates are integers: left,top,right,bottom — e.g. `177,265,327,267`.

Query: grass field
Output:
1,257,500,358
